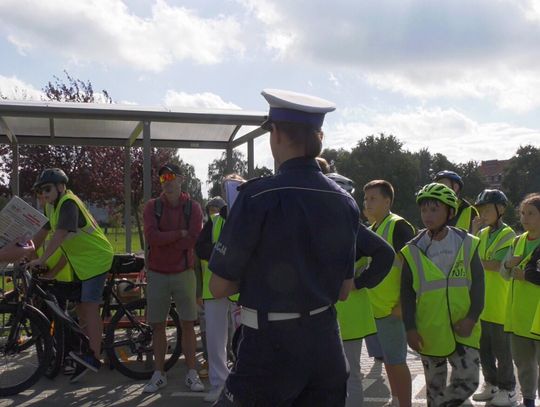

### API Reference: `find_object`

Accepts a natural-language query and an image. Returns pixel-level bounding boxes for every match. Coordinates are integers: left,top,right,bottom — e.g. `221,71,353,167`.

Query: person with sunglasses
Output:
142,163,204,393
28,168,114,382
208,89,360,406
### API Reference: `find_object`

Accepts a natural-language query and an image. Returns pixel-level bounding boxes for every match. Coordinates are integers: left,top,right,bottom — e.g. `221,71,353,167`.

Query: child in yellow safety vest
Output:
401,183,484,407
327,172,395,407
501,193,540,407
470,189,517,406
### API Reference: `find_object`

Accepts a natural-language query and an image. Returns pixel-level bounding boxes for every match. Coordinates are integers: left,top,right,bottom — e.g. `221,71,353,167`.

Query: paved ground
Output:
0,345,533,407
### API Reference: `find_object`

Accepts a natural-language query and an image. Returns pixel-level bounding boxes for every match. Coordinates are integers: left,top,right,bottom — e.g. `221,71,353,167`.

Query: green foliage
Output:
207,150,273,198
322,133,488,228
502,145,540,206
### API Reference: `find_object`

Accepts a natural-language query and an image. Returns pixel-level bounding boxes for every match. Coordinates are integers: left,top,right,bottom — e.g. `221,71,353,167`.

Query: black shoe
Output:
70,363,89,383
68,351,102,372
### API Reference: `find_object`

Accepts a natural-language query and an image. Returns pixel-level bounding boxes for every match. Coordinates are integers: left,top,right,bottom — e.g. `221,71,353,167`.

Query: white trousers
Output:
343,338,364,406
204,297,232,387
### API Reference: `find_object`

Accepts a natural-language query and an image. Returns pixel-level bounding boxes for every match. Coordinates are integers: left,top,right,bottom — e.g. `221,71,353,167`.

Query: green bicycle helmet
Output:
416,182,459,212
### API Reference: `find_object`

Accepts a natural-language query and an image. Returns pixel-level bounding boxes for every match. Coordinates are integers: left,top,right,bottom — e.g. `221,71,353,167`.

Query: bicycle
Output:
0,255,182,395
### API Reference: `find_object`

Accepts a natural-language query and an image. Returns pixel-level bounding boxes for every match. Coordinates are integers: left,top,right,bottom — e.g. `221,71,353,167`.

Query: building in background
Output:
478,160,510,189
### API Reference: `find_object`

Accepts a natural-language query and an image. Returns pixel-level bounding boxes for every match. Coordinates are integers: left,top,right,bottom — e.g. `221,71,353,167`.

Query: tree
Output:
455,161,486,204
207,150,272,198
324,134,421,226
502,145,540,205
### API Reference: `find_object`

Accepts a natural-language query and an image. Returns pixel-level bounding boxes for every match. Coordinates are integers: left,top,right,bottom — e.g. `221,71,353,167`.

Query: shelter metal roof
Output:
0,100,268,149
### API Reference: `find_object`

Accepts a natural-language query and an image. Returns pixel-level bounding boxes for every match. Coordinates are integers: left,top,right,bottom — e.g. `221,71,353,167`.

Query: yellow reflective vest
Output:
201,214,225,300
201,214,239,302
504,232,540,340
532,302,540,337
454,201,478,232
48,191,114,281
368,213,413,318
401,231,482,357
477,225,515,324
336,257,377,341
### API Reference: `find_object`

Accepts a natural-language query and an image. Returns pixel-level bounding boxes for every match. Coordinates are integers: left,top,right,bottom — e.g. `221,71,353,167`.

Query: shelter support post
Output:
124,147,132,253
247,139,254,179
143,121,152,203
226,146,233,174
11,141,19,196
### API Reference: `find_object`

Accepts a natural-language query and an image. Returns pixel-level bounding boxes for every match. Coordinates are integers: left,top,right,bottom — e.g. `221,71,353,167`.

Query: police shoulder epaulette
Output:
238,176,269,191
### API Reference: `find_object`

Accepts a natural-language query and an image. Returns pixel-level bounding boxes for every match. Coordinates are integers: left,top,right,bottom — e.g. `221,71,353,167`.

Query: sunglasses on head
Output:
159,172,177,184
36,185,54,194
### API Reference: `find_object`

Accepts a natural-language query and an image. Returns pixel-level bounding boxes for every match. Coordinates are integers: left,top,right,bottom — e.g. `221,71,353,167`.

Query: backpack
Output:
153,197,192,268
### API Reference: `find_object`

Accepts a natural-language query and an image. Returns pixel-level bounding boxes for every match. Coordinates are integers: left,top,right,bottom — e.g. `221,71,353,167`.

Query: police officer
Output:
209,89,360,406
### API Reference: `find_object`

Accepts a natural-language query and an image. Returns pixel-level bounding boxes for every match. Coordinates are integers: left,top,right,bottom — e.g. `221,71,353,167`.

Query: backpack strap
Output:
183,199,192,229
182,199,192,269
154,197,163,230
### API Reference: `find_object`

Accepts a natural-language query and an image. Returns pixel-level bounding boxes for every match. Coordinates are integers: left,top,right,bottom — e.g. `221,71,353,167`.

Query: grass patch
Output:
104,227,144,254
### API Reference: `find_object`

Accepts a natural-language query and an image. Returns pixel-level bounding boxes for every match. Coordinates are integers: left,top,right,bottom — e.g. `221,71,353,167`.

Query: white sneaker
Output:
204,385,223,403
491,389,518,406
382,398,399,406
472,382,498,401
143,371,167,393
185,370,205,392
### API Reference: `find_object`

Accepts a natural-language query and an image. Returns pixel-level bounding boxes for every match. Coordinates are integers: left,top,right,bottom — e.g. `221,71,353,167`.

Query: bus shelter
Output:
0,100,268,251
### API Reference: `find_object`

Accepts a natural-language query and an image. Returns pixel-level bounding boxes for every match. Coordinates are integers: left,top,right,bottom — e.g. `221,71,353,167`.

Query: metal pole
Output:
11,142,19,196
247,139,254,178
143,121,152,203
124,147,132,253
226,145,233,174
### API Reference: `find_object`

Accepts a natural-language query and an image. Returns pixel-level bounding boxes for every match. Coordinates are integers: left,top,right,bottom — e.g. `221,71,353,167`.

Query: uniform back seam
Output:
250,186,349,199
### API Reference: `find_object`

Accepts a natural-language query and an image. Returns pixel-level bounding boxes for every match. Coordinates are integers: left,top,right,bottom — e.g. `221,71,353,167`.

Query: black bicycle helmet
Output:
326,173,355,194
206,196,227,210
433,170,464,190
475,189,509,207
33,168,69,190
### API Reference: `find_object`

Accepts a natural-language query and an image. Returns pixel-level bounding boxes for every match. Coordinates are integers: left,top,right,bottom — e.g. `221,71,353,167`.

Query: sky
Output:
0,0,539,196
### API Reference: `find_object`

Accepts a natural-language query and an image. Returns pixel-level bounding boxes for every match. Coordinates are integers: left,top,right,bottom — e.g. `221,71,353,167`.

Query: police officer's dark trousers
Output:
214,306,348,407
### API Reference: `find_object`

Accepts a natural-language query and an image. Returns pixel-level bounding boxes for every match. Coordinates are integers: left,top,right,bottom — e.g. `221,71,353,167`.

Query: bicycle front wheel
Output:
104,298,182,380
0,303,52,396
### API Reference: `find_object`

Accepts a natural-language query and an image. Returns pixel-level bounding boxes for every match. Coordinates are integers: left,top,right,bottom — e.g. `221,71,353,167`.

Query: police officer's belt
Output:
241,305,331,330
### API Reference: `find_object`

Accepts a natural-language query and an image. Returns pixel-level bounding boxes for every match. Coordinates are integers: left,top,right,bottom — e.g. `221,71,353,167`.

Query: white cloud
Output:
163,90,241,109
328,107,540,163
0,0,245,72
241,0,540,112
0,75,43,100
329,72,340,88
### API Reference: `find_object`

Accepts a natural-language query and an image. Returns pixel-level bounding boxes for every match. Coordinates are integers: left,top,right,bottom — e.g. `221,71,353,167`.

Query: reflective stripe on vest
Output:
504,232,540,339
336,257,377,340
50,191,114,281
401,233,482,357
368,213,411,318
478,225,515,324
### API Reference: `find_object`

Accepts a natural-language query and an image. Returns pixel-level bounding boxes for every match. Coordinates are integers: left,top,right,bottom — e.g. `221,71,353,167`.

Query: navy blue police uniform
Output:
209,89,361,406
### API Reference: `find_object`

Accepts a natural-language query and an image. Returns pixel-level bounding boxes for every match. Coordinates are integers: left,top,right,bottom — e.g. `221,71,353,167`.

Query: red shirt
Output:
143,192,203,274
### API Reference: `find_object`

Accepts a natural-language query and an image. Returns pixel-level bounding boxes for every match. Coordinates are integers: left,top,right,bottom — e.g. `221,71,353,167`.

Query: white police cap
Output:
261,89,336,129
